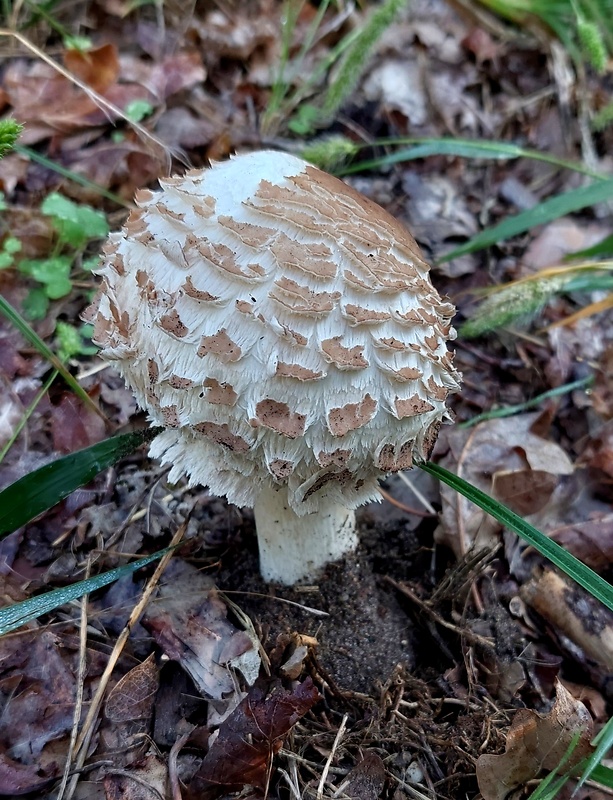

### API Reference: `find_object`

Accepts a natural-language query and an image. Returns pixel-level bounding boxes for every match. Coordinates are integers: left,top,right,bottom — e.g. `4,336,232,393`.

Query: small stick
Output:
317,714,348,800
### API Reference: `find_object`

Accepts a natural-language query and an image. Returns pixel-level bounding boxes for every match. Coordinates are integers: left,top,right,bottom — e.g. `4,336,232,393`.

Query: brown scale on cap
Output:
328,395,377,437
194,422,250,453
203,378,238,406
253,399,306,439
159,310,188,338
197,330,242,362
321,337,369,369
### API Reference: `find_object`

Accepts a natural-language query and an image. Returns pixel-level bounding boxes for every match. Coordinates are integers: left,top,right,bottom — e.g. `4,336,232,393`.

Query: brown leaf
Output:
105,654,159,723
476,680,594,800
492,469,558,515
141,561,259,702
64,43,120,93
550,514,613,571
50,392,107,453
188,678,320,797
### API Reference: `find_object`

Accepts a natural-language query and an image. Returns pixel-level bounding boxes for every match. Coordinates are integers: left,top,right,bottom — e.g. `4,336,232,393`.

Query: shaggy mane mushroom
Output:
88,150,461,585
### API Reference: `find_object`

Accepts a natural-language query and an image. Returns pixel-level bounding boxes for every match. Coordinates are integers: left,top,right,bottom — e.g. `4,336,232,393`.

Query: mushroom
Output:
88,150,461,585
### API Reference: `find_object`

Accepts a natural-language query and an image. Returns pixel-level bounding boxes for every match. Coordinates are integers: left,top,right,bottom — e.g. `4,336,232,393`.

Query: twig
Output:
396,472,436,515
68,524,186,792
0,30,173,172
56,560,91,800
317,714,348,800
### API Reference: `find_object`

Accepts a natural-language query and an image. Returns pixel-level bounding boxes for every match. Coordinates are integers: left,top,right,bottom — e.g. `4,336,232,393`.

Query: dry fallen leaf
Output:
187,678,320,798
476,680,594,800
435,414,574,559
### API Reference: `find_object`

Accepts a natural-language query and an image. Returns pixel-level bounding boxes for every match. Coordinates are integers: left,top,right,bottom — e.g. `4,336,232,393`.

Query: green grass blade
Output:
459,376,593,428
339,138,603,180
419,462,613,612
589,764,613,787
573,717,613,794
0,295,107,422
0,547,169,636
0,428,162,537
14,145,130,207
439,178,613,262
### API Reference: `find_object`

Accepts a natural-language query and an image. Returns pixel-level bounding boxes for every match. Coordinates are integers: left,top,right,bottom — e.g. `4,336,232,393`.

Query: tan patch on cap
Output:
268,459,295,480
376,337,406,351
394,396,435,418
343,304,391,324
424,334,439,352
270,233,336,280
168,375,194,389
182,276,219,302
161,405,180,427
396,309,423,324
377,442,413,471
270,277,341,314
218,215,276,247
236,299,256,315
197,330,242,362
303,469,353,501
147,358,159,385
203,378,238,405
124,209,147,235
426,376,449,402
194,422,250,452
252,399,306,438
275,362,323,381
110,253,125,276
192,196,216,218
317,449,351,468
135,188,154,204
188,237,265,279
321,337,368,369
328,394,377,437
159,310,188,338
155,203,185,222
420,420,442,460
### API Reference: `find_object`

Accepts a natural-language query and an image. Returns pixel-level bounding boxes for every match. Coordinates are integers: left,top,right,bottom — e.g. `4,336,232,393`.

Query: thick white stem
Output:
253,484,357,585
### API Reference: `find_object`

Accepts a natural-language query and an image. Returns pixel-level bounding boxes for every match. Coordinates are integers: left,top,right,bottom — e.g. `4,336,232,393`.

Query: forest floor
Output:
0,1,612,799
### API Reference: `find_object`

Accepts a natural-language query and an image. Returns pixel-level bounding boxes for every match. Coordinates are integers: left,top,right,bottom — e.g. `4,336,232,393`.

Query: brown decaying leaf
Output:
187,678,320,797
435,414,574,559
51,391,107,453
141,561,257,702
105,653,159,723
63,44,120,93
549,514,613,571
0,630,77,796
476,679,594,800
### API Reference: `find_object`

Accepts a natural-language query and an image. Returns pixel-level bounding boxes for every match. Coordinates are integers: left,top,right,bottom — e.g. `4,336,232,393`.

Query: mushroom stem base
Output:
253,484,358,585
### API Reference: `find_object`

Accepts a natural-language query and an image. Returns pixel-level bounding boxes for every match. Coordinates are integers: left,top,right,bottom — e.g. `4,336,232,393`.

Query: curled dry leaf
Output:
342,752,386,800
435,413,573,559
187,678,320,798
476,679,594,800
105,653,159,723
141,561,260,704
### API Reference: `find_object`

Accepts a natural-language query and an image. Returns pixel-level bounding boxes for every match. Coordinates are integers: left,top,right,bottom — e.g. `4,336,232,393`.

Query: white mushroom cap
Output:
89,150,461,517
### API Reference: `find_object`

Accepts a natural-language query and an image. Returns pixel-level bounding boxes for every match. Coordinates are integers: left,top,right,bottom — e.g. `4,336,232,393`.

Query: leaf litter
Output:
0,0,612,798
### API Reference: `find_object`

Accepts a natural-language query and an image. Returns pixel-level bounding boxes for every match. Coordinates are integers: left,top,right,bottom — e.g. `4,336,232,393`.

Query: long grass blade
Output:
419,461,613,612
0,428,161,536
339,138,603,180
15,145,129,207
438,178,613,262
0,295,108,423
0,548,169,635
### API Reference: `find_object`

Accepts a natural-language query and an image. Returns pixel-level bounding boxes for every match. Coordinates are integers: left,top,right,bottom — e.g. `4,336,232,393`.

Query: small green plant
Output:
262,0,409,137
474,0,613,72
1,192,108,319
0,118,22,159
